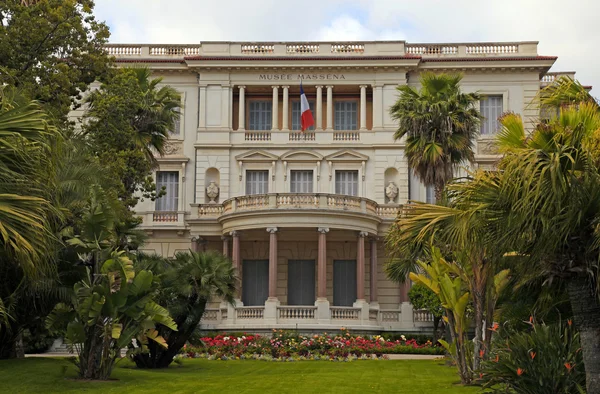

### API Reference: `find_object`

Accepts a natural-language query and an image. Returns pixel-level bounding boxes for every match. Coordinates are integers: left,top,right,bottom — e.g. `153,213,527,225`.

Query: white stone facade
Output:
102,40,568,332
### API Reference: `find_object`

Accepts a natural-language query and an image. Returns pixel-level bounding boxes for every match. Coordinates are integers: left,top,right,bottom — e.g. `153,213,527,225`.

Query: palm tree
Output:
390,72,481,201
132,250,236,368
489,103,600,393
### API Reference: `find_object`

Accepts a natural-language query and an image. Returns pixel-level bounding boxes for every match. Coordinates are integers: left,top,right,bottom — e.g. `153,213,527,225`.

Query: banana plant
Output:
47,250,176,380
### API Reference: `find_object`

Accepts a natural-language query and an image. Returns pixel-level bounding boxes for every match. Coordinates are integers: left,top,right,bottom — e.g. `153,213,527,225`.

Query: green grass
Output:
0,357,480,393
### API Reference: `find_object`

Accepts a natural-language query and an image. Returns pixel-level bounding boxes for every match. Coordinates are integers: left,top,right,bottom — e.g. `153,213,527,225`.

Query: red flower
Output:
529,351,536,360
564,362,573,371
494,355,499,363
479,349,485,358
517,368,525,376
567,319,572,326
489,322,500,332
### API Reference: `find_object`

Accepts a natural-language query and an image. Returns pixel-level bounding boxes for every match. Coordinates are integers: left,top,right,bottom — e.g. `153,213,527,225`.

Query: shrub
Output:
481,321,586,393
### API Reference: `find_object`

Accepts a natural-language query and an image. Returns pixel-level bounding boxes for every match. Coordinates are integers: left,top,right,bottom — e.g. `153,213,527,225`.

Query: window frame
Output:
290,99,316,131
247,99,273,131
290,169,314,193
155,170,180,212
333,99,359,131
334,169,360,196
169,91,185,140
245,169,270,195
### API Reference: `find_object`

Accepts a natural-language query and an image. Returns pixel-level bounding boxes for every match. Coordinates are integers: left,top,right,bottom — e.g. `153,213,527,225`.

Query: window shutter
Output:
481,95,503,135
335,170,358,196
249,101,272,131
290,170,313,193
246,170,269,195
334,101,358,130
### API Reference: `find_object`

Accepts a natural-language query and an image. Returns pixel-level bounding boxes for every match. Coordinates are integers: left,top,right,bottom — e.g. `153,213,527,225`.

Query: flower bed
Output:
181,329,444,360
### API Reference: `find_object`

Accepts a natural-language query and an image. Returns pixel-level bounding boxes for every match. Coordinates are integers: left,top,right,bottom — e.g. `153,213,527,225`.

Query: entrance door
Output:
242,260,269,306
287,260,316,305
333,260,357,306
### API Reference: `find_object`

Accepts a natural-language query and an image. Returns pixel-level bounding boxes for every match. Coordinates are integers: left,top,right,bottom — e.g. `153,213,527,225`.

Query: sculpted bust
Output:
385,182,399,202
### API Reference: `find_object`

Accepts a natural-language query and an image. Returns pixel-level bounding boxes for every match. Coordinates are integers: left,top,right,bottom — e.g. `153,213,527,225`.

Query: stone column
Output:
265,227,280,323
326,85,333,131
231,230,242,305
238,86,246,131
372,84,383,129
271,85,279,130
316,86,323,130
359,85,367,131
356,232,367,301
315,227,330,322
317,227,329,300
282,86,289,131
370,238,379,308
267,227,278,299
222,235,229,258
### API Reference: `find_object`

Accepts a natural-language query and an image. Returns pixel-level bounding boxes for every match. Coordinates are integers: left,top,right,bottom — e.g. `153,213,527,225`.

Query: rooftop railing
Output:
104,41,539,59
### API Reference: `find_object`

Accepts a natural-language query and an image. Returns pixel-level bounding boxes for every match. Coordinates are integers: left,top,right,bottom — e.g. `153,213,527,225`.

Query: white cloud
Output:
95,0,598,93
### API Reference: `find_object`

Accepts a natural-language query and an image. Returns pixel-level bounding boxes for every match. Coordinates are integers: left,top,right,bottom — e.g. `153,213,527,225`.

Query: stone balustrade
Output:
278,306,317,319
199,303,435,331
540,71,577,85
236,307,265,319
330,306,361,320
244,131,271,141
192,194,401,221
104,41,538,59
333,131,360,141
152,212,178,222
288,131,316,141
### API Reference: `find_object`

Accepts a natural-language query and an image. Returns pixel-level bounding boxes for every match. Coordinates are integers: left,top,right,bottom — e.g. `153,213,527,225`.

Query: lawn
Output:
0,357,480,394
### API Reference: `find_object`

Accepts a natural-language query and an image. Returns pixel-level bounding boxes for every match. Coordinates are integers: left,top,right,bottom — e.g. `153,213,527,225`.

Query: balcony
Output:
191,193,401,235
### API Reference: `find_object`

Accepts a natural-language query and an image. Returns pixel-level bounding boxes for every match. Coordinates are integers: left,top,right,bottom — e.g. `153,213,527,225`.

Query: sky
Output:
94,0,598,93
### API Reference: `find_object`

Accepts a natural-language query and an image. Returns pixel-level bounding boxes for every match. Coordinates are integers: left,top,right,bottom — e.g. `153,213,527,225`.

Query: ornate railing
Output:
377,205,402,218
153,212,178,222
333,131,360,141
236,307,264,319
241,44,274,54
197,204,224,217
327,195,362,211
330,306,360,320
202,309,219,320
466,44,518,55
149,45,200,56
289,132,315,141
380,310,401,322
277,194,318,208
245,131,271,141
105,45,142,56
278,306,317,319
406,45,458,55
413,309,434,322
287,44,320,54
331,43,365,53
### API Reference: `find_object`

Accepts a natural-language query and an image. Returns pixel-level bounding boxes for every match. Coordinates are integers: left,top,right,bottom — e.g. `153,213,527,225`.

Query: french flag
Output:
300,82,315,131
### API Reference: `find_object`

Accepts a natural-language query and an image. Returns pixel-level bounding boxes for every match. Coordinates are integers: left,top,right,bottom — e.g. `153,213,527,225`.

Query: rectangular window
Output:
248,100,272,130
287,260,316,305
335,170,359,196
333,260,357,307
334,101,358,130
170,107,181,136
245,170,269,195
242,260,269,306
480,95,503,135
426,185,436,204
155,171,179,211
290,170,313,193
291,100,315,131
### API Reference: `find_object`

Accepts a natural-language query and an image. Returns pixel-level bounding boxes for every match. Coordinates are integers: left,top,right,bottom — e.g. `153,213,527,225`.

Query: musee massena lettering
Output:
259,74,346,80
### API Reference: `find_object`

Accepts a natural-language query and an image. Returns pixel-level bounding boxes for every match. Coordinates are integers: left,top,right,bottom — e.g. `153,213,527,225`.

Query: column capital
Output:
238,85,246,90
271,85,280,89
266,227,279,234
317,227,330,234
315,85,324,89
358,231,369,238
359,84,369,89
281,85,290,89
230,230,240,237
326,85,334,89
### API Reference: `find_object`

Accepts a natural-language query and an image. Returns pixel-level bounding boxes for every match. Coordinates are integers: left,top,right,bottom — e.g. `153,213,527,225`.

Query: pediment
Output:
280,150,324,162
325,149,369,162
235,150,279,162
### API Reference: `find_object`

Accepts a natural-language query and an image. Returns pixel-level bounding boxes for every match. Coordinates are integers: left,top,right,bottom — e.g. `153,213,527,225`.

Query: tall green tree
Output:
390,72,481,201
0,0,111,122
132,250,236,369
83,67,181,212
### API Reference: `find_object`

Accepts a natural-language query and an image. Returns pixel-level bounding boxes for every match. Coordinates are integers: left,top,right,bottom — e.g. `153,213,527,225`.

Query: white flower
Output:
401,335,406,341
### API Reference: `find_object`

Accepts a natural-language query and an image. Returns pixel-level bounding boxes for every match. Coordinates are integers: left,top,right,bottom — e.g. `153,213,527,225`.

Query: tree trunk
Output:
567,275,600,394
433,316,440,343
446,310,471,384
472,289,485,371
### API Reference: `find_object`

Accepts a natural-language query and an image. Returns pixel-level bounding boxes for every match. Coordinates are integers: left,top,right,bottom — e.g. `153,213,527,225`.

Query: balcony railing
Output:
194,195,401,220
105,41,538,59
278,306,317,319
